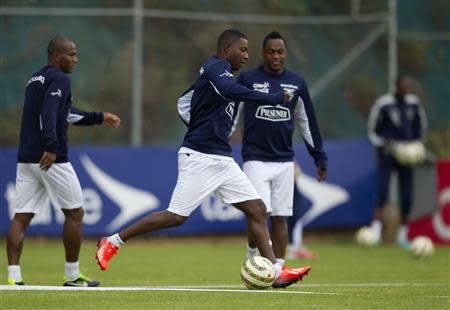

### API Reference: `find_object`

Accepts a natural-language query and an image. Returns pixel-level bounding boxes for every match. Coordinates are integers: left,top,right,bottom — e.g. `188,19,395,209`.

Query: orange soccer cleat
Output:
272,265,311,289
96,239,119,271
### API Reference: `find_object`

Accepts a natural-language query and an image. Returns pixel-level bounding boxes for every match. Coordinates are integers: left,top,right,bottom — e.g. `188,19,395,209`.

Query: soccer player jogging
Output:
235,32,327,280
96,29,309,288
7,36,121,286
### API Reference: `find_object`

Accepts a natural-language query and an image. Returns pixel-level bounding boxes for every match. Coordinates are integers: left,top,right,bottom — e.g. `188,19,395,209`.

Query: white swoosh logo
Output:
296,174,350,225
80,155,159,232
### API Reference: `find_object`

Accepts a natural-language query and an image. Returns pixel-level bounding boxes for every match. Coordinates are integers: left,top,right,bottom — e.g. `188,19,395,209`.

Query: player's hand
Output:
317,166,327,182
103,112,121,128
39,151,56,171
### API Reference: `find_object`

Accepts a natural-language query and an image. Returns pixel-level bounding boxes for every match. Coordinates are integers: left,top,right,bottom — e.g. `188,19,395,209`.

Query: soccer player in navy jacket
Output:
7,36,121,286
368,75,427,247
236,31,327,269
97,29,310,288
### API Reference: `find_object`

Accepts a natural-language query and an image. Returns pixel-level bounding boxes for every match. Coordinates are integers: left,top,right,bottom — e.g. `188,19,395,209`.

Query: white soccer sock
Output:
276,258,285,266
65,261,80,280
396,225,408,243
8,265,22,282
246,244,258,259
371,220,382,242
107,233,125,248
286,244,296,258
291,220,304,248
274,262,282,279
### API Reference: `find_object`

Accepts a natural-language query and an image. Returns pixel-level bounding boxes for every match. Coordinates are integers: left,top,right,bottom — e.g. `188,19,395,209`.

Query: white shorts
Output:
243,160,294,216
14,163,83,214
167,148,260,216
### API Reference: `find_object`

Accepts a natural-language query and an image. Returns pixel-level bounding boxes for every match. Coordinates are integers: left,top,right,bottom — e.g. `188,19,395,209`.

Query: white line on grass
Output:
0,285,338,295
301,282,448,288
2,282,446,293
153,282,448,289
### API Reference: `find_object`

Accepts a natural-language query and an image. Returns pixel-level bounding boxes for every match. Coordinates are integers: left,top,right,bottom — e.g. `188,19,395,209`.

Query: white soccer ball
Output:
391,141,426,166
355,226,378,247
240,256,275,289
410,236,434,258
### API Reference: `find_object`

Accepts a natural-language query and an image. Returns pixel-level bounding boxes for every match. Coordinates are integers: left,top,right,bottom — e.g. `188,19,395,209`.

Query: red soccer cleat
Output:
96,239,118,271
272,265,311,289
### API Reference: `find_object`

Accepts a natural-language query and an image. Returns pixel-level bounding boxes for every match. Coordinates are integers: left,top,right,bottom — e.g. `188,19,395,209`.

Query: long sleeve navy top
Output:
17,65,103,163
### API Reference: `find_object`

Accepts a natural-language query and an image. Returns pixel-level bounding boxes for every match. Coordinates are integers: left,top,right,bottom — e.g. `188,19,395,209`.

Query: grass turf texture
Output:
1,236,448,309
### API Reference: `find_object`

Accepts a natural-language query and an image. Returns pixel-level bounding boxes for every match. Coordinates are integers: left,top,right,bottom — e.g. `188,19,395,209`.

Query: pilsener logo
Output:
255,105,291,122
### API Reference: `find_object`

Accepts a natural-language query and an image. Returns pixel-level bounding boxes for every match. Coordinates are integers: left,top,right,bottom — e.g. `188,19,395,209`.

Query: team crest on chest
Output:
281,83,298,101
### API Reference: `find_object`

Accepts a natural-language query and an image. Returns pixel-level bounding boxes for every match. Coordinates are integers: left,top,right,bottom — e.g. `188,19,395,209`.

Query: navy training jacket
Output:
177,56,285,157
237,66,327,169
17,65,103,163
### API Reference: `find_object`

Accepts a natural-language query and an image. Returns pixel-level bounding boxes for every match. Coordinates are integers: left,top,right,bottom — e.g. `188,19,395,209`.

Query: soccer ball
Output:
355,226,378,247
410,236,434,258
391,141,426,166
240,256,275,289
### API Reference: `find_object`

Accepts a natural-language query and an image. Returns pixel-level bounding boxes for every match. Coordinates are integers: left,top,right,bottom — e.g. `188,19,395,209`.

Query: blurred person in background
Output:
286,161,317,259
96,29,310,289
235,31,326,266
7,36,121,287
368,75,428,248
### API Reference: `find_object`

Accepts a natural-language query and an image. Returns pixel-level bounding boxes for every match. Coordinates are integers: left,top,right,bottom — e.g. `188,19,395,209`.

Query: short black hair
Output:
47,36,71,56
217,29,247,51
262,31,286,49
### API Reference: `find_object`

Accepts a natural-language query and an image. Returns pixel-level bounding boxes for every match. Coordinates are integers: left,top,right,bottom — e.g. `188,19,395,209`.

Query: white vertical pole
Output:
388,0,398,93
131,0,143,146
351,0,360,17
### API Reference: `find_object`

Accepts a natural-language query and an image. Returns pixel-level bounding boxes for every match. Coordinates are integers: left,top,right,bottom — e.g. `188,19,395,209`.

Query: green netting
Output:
0,0,448,156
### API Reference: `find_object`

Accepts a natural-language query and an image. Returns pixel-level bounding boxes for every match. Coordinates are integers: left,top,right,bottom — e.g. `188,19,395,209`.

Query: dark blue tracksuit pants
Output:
376,148,413,222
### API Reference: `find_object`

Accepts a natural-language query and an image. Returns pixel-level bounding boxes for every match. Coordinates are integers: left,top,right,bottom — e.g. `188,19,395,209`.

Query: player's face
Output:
396,77,413,97
227,38,249,71
57,41,78,73
262,39,287,74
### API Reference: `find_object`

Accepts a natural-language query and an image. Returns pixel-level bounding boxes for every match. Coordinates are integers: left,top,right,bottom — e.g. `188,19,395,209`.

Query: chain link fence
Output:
0,0,448,157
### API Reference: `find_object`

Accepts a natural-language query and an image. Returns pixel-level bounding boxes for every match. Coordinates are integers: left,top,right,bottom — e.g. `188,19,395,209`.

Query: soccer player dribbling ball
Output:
96,29,310,288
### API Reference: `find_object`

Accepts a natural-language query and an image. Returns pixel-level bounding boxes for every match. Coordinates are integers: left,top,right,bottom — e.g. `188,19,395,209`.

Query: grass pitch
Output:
0,236,449,309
